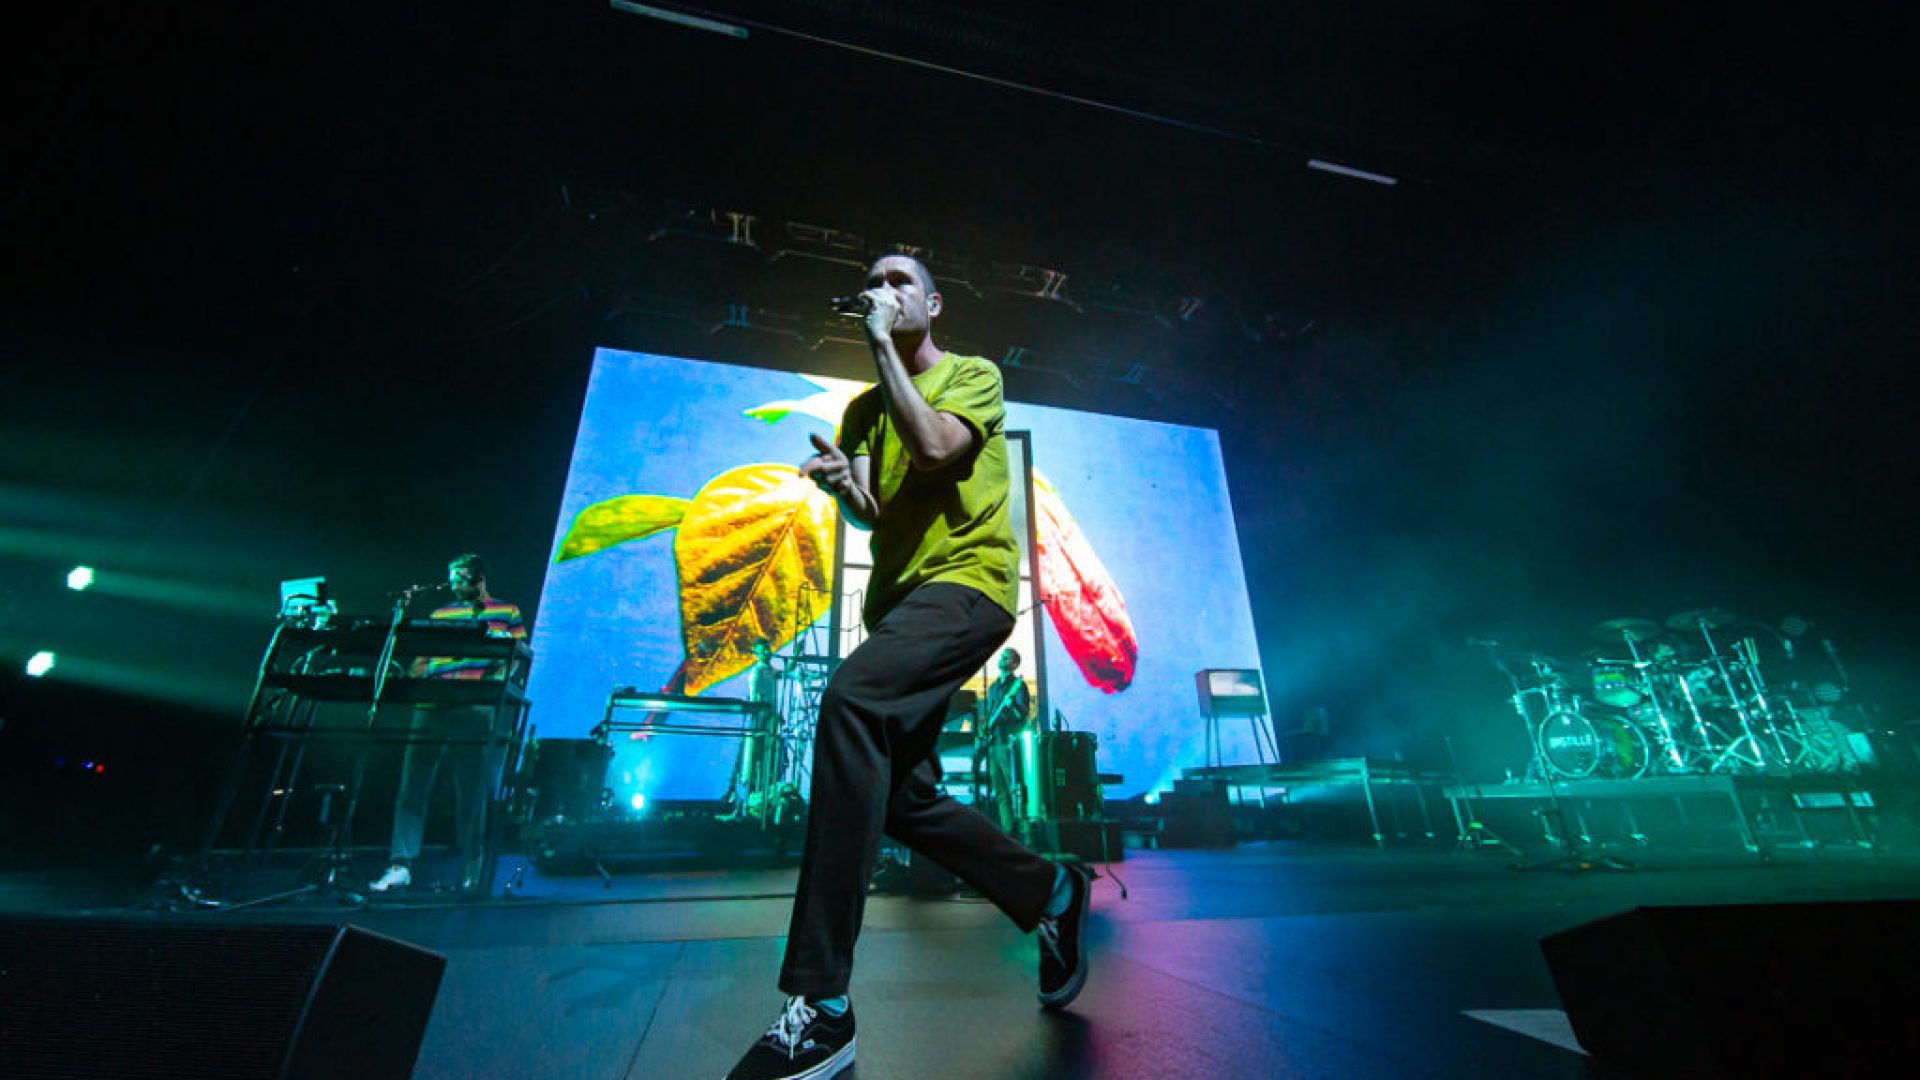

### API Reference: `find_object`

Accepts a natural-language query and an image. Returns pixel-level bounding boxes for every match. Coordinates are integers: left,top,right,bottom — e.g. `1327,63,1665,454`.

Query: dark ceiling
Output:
4,1,1918,762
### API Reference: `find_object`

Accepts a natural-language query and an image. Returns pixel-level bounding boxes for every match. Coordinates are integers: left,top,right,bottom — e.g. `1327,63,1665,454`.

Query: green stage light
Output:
67,565,95,591
26,651,56,677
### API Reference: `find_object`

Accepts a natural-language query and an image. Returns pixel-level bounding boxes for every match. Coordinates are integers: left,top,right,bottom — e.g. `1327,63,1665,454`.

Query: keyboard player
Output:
369,552,526,894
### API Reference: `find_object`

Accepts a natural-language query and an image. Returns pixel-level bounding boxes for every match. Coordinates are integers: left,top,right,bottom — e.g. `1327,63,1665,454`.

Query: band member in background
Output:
977,647,1033,829
981,647,1032,735
370,552,525,895
722,638,782,820
721,256,1092,1080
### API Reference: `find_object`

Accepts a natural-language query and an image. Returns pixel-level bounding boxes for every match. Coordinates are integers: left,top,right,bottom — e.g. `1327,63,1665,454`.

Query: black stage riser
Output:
1542,900,1920,1078
0,917,445,1080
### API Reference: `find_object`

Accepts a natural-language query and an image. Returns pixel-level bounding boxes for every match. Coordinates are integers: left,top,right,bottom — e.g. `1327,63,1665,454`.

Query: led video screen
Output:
528,348,1262,803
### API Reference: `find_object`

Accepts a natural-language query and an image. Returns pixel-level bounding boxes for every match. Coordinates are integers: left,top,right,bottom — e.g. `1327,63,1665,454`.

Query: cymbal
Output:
1666,607,1736,632
1592,617,1662,644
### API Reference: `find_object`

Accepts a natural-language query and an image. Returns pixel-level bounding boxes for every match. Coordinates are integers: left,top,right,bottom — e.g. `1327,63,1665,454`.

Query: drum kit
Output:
1479,610,1868,782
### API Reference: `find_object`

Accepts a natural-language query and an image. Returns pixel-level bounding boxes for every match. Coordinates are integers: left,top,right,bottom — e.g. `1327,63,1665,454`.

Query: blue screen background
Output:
528,348,1264,800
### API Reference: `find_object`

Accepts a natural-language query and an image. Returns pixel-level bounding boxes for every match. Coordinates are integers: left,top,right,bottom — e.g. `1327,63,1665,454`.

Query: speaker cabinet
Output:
1541,900,1919,1077
0,917,445,1079
1159,778,1235,848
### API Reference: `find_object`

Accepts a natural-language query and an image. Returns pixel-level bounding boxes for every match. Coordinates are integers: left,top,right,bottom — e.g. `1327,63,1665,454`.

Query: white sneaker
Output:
369,864,412,892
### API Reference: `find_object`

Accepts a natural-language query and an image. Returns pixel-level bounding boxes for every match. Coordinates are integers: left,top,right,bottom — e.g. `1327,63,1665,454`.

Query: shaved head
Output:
871,254,938,298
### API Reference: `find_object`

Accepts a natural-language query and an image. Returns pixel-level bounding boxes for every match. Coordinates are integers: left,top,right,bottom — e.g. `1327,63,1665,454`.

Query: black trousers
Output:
779,583,1058,998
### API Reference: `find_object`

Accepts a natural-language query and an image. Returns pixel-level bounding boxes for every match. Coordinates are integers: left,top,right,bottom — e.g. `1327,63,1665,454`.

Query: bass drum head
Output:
1537,710,1602,779
1598,713,1653,779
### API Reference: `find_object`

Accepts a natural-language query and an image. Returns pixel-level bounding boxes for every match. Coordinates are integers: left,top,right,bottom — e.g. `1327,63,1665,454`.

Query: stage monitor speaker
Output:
0,916,446,1080
1541,900,1919,1078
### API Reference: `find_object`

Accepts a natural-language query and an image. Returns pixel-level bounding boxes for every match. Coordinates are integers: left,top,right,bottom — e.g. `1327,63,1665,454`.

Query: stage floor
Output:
9,841,1920,1079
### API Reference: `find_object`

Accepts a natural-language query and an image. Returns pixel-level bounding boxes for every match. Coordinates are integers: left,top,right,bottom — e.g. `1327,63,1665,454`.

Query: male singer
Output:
369,553,524,894
721,256,1091,1080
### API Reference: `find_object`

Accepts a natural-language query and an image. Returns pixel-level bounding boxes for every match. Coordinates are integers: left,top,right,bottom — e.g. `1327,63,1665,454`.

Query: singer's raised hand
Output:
862,286,902,342
800,432,853,496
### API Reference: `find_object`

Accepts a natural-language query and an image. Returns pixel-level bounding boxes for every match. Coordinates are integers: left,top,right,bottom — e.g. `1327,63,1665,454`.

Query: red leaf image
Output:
1033,471,1137,693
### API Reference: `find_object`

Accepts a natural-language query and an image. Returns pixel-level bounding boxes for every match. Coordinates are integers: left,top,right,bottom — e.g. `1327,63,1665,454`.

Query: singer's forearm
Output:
870,338,972,469
836,485,878,529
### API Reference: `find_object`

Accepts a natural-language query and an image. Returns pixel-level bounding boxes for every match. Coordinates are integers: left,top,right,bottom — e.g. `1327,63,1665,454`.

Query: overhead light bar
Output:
614,1,1267,146
1306,158,1399,187
610,1,748,39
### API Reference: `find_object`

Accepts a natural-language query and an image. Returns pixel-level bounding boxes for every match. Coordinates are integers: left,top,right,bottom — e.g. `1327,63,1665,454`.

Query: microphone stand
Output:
1478,642,1630,873
1446,643,1521,856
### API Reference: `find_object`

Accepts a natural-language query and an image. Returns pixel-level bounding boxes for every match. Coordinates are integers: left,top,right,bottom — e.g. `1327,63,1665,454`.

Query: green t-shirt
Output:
838,353,1020,629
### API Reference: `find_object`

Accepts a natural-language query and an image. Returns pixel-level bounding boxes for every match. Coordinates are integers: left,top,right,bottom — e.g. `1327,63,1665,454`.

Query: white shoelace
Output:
764,996,818,1058
1037,917,1064,965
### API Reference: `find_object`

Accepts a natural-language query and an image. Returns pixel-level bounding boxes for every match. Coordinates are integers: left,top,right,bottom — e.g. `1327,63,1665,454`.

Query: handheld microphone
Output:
830,294,873,317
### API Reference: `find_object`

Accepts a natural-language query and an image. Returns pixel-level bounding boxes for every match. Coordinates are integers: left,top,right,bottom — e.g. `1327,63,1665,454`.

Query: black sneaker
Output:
723,996,856,1080
1037,863,1091,1009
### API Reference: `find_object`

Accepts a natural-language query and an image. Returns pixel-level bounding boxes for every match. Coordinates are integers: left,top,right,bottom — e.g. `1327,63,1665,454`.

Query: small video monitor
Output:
1195,668,1266,717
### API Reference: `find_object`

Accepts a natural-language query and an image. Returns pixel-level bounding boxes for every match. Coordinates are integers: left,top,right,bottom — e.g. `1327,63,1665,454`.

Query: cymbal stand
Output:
1618,632,1686,772
1821,637,1854,694
1817,637,1872,769
1734,638,1798,769
1693,619,1768,771
1665,661,1721,770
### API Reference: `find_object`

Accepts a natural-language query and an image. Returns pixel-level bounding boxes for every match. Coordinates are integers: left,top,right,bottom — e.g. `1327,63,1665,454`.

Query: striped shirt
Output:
419,597,526,680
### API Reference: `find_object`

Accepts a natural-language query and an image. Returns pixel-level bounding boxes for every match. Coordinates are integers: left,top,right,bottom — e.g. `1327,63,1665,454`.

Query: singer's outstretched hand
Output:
801,432,854,498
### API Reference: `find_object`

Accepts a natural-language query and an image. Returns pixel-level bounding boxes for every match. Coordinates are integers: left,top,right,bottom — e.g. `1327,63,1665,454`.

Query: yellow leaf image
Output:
673,464,838,694
555,495,692,562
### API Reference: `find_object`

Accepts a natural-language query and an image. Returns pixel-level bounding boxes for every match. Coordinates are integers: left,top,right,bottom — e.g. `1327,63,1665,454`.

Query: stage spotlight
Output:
630,793,647,812
67,565,95,591
26,651,56,677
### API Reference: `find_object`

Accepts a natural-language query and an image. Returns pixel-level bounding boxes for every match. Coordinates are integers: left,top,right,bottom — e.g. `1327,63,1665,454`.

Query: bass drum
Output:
1537,709,1651,780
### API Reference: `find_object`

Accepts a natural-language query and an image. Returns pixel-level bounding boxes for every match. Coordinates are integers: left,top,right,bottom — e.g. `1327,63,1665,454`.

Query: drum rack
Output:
1183,758,1453,848
1443,773,1879,859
